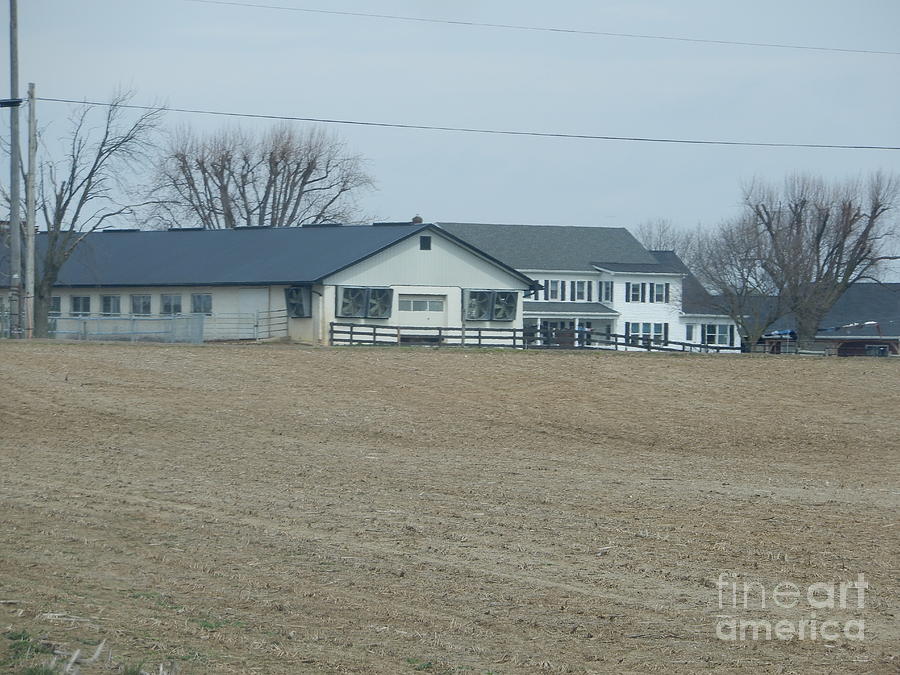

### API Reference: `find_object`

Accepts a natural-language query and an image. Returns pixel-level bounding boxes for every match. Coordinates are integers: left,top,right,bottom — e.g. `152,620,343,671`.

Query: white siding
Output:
612,275,682,335
51,286,274,316
325,231,525,290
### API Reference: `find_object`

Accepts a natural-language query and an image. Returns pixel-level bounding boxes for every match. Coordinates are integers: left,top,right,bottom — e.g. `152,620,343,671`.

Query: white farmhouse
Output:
437,223,740,350
33,224,536,344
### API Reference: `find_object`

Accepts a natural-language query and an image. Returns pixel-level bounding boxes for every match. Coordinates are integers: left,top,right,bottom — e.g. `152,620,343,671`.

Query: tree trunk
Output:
795,315,821,345
33,275,57,339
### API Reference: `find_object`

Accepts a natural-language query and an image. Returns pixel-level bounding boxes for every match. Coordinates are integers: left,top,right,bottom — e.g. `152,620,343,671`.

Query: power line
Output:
37,97,900,151
184,0,900,57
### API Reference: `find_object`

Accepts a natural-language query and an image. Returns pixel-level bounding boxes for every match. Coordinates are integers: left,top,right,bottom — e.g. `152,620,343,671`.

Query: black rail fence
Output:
329,322,742,353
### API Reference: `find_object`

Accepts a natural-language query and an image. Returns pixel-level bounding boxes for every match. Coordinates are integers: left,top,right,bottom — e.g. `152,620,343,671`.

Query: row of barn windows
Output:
284,286,518,322
540,280,670,304
51,293,213,317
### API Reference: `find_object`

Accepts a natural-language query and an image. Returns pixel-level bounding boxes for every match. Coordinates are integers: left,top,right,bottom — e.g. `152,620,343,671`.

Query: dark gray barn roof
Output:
767,283,900,338
436,222,659,271
1,224,534,288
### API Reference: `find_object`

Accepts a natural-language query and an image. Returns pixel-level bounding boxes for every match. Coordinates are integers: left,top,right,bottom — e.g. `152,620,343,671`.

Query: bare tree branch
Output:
5,91,165,336
150,123,374,229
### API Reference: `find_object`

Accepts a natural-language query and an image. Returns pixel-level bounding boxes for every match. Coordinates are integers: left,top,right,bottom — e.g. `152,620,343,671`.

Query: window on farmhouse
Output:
131,295,151,315
652,283,668,303
653,323,665,343
628,322,668,345
627,283,642,302
191,293,213,315
70,296,91,316
601,281,613,303
161,294,182,315
704,324,732,346
574,281,586,301
548,280,560,300
49,296,61,317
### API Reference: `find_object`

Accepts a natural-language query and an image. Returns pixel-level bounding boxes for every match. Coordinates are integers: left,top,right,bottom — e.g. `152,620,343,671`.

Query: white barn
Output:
35,224,537,344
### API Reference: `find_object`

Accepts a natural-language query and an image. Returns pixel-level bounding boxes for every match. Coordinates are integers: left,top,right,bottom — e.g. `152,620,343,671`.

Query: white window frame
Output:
548,280,560,300
398,294,445,312
601,281,613,303
652,323,665,343
161,294,182,315
101,295,121,316
191,293,213,315
629,321,668,345
574,280,586,301
70,296,91,316
131,294,151,316
705,324,731,345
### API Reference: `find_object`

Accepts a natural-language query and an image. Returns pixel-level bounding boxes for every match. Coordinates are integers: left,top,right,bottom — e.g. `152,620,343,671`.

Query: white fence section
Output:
50,315,205,343
330,322,743,352
202,309,288,341
1,308,288,343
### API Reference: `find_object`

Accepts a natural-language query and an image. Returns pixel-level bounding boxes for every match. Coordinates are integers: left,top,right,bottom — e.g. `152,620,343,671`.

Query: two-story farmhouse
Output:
437,222,740,349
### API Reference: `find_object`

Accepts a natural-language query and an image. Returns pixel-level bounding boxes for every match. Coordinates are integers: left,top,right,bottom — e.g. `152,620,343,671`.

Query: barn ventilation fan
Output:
492,291,517,321
367,288,393,319
339,287,368,317
464,290,517,322
465,290,494,321
285,286,311,318
337,287,393,318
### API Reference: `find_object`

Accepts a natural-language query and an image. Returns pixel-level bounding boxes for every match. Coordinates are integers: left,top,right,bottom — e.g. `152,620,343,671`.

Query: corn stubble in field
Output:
0,342,897,674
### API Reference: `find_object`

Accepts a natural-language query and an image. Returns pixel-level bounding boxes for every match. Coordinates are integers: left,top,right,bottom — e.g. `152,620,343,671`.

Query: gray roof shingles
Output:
434,224,730,317
436,222,658,271
523,301,617,315
767,283,900,337
4,224,533,288
52,225,429,286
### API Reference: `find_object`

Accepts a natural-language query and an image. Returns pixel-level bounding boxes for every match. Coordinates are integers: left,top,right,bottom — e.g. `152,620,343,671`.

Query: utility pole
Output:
25,82,36,339
5,0,22,338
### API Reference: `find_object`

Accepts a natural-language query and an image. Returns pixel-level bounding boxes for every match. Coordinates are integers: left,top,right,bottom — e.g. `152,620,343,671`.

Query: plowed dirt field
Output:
1,342,897,674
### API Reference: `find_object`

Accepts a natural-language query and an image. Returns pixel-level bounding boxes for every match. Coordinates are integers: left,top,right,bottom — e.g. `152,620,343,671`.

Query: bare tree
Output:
634,218,696,261
692,215,784,346
2,92,164,337
151,124,373,229
747,173,899,341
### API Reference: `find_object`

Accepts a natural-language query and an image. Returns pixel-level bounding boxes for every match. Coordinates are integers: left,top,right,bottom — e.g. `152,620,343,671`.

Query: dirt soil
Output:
0,341,898,674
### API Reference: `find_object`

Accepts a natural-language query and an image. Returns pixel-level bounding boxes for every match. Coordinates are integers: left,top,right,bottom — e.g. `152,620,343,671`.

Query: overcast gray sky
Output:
8,0,900,229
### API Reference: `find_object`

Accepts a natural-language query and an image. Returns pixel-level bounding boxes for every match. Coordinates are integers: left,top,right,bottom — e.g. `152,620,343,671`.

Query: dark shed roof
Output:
0,224,531,288
767,283,900,337
436,222,658,271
